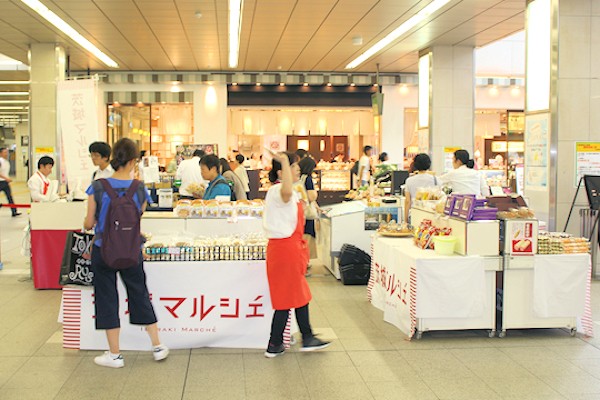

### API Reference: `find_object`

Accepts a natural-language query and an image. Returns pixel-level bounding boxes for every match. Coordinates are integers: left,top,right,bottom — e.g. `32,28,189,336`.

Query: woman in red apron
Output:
263,152,331,358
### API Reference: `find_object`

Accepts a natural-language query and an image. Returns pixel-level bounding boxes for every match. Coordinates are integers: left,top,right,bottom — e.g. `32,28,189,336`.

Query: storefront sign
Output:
57,79,99,189
524,113,550,189
575,142,600,186
66,261,276,350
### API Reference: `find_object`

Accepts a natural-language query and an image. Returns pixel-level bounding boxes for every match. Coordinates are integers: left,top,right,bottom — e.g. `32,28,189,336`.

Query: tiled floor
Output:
2,182,600,399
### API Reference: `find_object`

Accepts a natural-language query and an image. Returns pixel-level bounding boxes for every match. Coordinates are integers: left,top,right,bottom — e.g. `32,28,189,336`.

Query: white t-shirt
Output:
263,184,299,239
27,171,52,202
176,156,204,196
439,165,490,197
359,155,371,181
93,165,114,180
405,173,438,200
0,157,10,181
234,165,250,192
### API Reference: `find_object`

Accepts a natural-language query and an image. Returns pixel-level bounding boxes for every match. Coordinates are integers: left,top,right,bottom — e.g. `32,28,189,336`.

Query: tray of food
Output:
377,221,413,237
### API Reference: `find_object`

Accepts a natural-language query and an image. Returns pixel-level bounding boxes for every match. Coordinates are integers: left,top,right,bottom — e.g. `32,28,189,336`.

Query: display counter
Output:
62,260,278,350
368,236,501,339
141,212,263,235
30,202,87,289
501,254,593,337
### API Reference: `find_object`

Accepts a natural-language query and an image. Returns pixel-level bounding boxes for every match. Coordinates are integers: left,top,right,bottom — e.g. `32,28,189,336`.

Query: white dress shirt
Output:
0,157,10,181
263,184,299,239
234,165,250,192
28,171,52,202
176,156,204,197
439,165,490,197
93,164,114,180
359,155,371,182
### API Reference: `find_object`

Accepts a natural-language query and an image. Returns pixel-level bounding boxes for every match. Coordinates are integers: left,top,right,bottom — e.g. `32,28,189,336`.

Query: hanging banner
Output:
524,113,550,190
57,79,99,191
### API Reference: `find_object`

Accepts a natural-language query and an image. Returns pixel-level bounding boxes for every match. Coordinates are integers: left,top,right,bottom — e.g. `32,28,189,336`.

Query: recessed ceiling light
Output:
350,83,356,87
303,82,309,87
327,83,332,87
345,0,451,69
19,0,119,68
279,82,285,86
231,82,238,86
194,11,203,18
256,82,261,86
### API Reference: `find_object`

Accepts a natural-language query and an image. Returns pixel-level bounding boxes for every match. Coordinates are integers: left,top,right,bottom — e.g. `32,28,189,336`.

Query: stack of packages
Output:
446,195,498,221
538,232,591,254
414,219,452,250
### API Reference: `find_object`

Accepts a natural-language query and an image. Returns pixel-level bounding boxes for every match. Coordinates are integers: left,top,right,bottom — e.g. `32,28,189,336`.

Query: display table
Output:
141,212,263,235
62,260,278,350
368,236,501,339
30,202,87,289
501,254,594,337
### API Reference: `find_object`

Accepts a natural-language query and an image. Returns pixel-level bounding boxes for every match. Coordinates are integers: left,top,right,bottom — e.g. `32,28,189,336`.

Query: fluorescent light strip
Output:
0,100,29,104
0,81,29,85
0,92,28,96
228,0,244,68
19,0,119,68
345,0,452,69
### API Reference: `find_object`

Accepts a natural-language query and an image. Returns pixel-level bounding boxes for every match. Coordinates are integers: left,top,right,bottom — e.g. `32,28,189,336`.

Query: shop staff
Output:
28,156,56,202
358,145,373,186
439,149,490,197
0,147,20,216
262,152,330,357
176,149,205,199
233,154,250,198
404,153,437,222
89,141,114,180
200,154,232,200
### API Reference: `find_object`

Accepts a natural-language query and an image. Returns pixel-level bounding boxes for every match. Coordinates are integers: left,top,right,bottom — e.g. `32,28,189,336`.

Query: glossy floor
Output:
2,182,600,400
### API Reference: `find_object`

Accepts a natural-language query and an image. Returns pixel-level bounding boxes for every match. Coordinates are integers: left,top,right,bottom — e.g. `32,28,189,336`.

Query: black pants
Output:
0,181,17,215
269,304,313,346
92,245,157,330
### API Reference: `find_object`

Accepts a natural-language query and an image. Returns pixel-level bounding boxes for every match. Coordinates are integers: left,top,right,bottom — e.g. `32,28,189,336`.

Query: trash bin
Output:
580,209,599,278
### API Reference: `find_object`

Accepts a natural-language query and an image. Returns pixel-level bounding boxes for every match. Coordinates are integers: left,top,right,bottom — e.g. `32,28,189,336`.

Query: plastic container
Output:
433,236,457,256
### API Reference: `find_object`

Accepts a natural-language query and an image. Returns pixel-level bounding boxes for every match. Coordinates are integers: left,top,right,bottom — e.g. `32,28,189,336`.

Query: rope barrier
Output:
0,203,31,209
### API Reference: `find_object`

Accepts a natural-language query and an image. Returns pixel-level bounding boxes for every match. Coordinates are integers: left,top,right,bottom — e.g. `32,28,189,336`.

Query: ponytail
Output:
466,159,475,169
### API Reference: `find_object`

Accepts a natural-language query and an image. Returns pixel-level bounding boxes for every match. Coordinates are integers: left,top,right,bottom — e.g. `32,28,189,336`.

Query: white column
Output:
381,85,418,165
193,84,228,157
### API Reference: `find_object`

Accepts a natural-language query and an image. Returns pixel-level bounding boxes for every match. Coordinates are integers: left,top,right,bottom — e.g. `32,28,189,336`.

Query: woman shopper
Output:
439,149,490,197
219,157,248,201
404,153,437,223
297,157,318,276
84,138,168,368
263,152,331,358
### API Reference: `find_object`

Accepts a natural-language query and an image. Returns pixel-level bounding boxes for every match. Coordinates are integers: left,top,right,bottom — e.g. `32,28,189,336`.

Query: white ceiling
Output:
0,0,524,75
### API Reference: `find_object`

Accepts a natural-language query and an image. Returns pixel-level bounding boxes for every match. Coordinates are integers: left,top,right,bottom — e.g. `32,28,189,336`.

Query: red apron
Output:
266,202,311,310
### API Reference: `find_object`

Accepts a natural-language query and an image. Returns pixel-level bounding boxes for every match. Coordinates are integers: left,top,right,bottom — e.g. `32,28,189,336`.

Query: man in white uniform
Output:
358,145,373,187
176,149,205,199
89,142,114,180
0,147,20,216
28,156,57,202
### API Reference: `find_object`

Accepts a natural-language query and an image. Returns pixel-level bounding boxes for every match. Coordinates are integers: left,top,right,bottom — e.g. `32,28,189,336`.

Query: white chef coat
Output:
234,165,250,192
359,155,371,182
92,165,114,180
176,156,204,197
263,184,299,239
0,156,10,181
27,171,52,202
439,165,490,197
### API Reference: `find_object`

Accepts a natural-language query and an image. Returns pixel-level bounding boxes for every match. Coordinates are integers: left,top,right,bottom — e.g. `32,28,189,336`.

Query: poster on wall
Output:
444,147,461,173
524,113,550,190
262,135,287,167
575,142,600,187
175,144,218,165
57,79,99,191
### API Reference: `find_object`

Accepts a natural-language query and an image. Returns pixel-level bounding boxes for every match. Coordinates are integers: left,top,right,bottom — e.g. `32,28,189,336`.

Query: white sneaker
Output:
153,345,169,361
94,352,124,368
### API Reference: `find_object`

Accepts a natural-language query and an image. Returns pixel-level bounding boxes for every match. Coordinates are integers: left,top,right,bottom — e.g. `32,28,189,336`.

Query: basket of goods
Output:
174,199,191,218
377,221,414,237
497,207,536,219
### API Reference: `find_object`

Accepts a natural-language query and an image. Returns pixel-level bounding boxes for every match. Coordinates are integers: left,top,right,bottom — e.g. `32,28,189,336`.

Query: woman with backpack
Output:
84,138,169,368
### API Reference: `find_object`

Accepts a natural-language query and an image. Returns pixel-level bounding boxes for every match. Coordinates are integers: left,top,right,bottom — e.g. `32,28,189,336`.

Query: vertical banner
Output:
57,79,99,192
524,113,550,190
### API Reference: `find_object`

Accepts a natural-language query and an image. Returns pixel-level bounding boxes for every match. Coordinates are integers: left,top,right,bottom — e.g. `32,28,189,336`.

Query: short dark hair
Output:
0,147,6,152
269,152,296,183
295,149,308,159
110,138,139,171
454,149,475,169
364,145,373,154
38,156,54,169
193,149,205,158
88,142,111,159
378,152,388,162
413,153,431,171
199,154,220,171
140,150,147,157
219,158,232,173
235,154,245,164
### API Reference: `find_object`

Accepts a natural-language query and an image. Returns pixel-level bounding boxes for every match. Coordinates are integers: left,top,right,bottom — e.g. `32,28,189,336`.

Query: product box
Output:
502,219,539,255
444,196,457,215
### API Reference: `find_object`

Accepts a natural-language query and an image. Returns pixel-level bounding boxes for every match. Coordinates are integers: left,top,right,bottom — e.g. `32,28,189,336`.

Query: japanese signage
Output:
75,261,276,350
57,79,99,190
575,142,600,187
524,113,550,190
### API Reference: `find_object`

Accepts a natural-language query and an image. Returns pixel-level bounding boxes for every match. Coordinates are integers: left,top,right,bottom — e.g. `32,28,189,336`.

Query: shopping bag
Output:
59,231,95,286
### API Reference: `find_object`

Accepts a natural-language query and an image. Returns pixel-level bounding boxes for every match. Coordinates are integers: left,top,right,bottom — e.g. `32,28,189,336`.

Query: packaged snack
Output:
236,200,252,217
190,200,204,218
203,200,219,218
219,201,234,218
174,199,191,218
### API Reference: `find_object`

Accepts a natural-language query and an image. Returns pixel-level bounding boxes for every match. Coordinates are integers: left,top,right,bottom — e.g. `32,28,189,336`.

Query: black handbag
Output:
59,231,95,286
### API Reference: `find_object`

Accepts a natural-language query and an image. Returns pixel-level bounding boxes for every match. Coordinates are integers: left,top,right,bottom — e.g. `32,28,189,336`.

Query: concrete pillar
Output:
193,84,228,157
422,46,475,173
381,85,418,165
29,43,65,180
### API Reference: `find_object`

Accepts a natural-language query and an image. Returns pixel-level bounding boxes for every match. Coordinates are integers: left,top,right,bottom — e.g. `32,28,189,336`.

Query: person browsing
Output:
439,149,490,197
0,147,20,216
28,156,57,202
200,154,232,200
89,142,114,180
176,149,205,199
233,154,250,198
263,152,331,358
404,153,437,222
219,157,247,201
358,145,373,186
